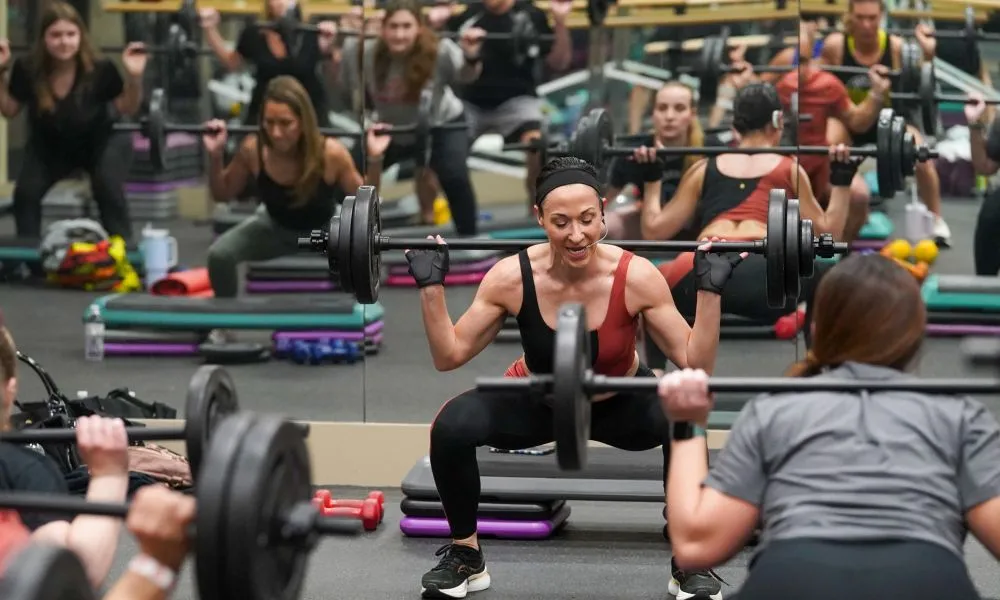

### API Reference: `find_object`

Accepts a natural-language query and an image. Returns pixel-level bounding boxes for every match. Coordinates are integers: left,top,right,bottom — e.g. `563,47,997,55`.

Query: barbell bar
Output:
297,184,847,307
0,412,361,600
2,365,238,481
475,302,1000,470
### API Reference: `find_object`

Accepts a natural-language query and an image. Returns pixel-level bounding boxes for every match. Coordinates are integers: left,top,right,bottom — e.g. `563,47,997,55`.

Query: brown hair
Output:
257,76,326,206
32,1,98,114
786,254,925,377
374,0,439,104
657,81,705,175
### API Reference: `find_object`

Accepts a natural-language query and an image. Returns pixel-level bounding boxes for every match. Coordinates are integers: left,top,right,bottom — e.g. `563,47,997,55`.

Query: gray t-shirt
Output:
705,362,1000,560
341,38,467,145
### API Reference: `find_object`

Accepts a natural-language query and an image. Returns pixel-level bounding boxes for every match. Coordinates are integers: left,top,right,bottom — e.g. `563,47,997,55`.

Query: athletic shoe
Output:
420,543,491,599
669,558,724,600
934,215,952,247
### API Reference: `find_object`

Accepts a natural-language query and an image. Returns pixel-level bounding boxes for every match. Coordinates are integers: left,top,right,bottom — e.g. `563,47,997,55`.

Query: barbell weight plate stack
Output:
325,211,343,286
890,116,906,194
352,186,381,304
184,365,240,480
0,544,96,600
799,215,816,278
875,109,896,198
784,199,801,303
901,131,917,178
765,189,787,308
146,88,168,172
553,303,591,470
919,62,939,136
338,196,356,295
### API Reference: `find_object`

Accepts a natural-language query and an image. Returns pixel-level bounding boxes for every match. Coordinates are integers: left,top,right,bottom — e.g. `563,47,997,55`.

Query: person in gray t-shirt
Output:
659,254,1000,600
335,0,486,236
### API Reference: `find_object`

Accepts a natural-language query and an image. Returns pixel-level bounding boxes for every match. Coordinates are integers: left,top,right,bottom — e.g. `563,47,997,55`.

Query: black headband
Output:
534,168,603,207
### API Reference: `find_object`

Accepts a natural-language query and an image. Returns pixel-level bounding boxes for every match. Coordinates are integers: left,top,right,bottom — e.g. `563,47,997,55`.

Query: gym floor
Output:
2,192,1000,598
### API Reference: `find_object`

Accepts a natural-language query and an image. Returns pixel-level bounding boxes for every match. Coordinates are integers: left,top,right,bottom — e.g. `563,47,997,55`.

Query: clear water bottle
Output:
84,306,105,362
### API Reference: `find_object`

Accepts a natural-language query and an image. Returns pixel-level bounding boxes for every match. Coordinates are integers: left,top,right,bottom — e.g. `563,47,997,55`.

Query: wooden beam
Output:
101,0,182,12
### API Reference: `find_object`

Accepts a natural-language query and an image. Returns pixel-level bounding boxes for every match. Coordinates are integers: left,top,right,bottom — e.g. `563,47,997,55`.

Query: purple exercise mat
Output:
400,509,569,540
125,180,201,194
246,280,337,293
131,132,198,150
850,239,888,251
388,256,498,275
274,322,384,342
926,323,1000,336
104,334,384,356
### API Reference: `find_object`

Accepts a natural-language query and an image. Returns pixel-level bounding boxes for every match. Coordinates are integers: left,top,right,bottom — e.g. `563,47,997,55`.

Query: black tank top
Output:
837,32,894,107
696,158,759,228
258,169,342,232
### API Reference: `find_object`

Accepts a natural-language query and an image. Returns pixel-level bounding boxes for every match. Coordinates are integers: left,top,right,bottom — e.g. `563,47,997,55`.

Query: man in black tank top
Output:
819,0,950,245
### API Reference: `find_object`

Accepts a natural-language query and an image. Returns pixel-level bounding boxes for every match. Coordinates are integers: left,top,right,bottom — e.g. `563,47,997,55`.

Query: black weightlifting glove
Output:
829,156,863,187
405,245,450,289
694,248,744,295
636,156,667,182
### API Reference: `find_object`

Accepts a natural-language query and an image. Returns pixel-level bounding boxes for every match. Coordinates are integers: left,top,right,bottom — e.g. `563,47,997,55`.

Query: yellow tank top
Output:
843,30,892,107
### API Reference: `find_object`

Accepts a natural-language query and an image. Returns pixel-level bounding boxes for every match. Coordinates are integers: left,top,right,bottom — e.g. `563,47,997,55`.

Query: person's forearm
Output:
70,475,129,587
685,292,722,374
205,28,238,70
102,571,171,600
207,152,229,201
0,70,18,118
119,74,143,116
639,181,665,239
969,126,998,175
419,286,460,370
666,432,711,550
365,156,383,188
819,187,851,238
545,22,572,72
848,93,884,133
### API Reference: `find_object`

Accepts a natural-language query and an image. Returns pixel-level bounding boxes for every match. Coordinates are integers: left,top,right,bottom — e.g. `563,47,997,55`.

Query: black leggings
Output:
353,114,479,236
732,539,982,600
974,189,1000,276
13,139,132,241
645,254,828,368
429,365,668,539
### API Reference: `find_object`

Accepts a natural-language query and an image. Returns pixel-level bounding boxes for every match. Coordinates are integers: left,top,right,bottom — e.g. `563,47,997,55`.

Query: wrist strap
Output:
128,554,176,591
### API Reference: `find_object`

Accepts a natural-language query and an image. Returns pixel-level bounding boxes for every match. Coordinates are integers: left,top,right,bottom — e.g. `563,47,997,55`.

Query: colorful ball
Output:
913,239,939,265
885,239,912,261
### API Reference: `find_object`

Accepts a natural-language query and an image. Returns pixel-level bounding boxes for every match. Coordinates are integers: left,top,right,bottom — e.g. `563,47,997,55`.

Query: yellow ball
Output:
913,239,939,264
886,239,912,261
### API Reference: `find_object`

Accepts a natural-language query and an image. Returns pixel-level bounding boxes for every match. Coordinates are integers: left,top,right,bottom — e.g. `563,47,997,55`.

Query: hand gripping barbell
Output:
114,88,465,171
0,412,360,600
296,185,848,307
475,303,1000,470
1,365,238,481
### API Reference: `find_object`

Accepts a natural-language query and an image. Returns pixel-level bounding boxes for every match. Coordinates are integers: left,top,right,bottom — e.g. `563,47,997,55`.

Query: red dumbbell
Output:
321,498,380,531
317,490,386,523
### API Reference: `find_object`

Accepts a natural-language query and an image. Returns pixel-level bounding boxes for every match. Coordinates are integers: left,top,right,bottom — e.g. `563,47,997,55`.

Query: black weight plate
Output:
352,186,379,304
553,303,590,471
338,196,356,295
146,88,168,171
875,109,895,198
326,212,341,277
901,131,916,178
0,544,96,600
890,116,906,194
698,37,722,96
919,63,938,136
799,217,815,278
226,415,312,600
509,10,537,66
194,411,260,600
199,342,270,365
765,189,787,308
184,364,240,480
784,199,801,305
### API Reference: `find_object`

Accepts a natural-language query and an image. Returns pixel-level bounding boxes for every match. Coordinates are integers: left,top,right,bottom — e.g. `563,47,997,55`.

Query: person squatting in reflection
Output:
403,156,746,599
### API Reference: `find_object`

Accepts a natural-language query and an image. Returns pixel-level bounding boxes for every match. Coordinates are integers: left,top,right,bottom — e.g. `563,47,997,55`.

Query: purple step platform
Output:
246,280,337,293
273,322,384,343
386,272,485,287
131,132,198,151
400,505,570,540
105,333,383,356
850,239,887,251
125,180,201,194
927,323,1000,337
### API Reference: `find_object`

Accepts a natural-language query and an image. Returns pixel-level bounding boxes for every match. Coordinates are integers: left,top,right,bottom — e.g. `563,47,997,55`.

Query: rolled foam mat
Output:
106,334,383,356
935,275,1000,295
400,498,565,520
273,323,384,343
89,294,384,330
400,504,570,539
387,256,498,275
150,268,212,296
245,280,336,293
923,275,1000,312
385,272,486,287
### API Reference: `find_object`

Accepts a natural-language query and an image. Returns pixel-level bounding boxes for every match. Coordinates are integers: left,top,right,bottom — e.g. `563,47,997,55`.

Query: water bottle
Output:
84,306,105,362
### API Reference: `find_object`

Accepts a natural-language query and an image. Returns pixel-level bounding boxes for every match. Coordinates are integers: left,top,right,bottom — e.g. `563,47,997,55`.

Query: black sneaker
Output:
420,543,491,599
669,558,723,599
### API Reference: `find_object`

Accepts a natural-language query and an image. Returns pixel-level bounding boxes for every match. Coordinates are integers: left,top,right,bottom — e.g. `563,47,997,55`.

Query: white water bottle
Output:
84,306,105,362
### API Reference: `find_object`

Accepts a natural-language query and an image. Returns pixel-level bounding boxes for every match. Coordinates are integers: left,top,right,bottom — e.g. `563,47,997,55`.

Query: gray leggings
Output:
207,206,302,298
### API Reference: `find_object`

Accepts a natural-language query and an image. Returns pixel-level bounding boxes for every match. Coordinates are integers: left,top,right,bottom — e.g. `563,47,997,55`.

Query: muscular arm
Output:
837,91,884,134
113,72,143,117
204,26,243,72
328,141,364,192
640,161,704,240
544,19,572,72
32,475,129,588
629,257,721,373
758,47,794,84
793,163,848,239
420,256,514,370
817,33,843,66
207,138,253,202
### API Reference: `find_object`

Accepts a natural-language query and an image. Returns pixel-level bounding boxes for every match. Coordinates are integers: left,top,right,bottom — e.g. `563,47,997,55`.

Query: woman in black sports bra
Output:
202,76,389,301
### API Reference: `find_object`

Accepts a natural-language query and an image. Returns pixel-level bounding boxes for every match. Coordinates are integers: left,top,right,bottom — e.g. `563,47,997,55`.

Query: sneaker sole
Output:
421,570,491,599
668,577,722,600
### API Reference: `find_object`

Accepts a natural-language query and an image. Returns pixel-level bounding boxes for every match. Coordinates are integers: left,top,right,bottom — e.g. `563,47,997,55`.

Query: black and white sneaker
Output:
420,543,491,599
668,558,723,600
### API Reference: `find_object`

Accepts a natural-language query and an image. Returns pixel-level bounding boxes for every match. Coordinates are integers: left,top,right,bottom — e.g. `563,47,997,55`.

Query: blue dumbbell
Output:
290,340,314,365
309,339,336,365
